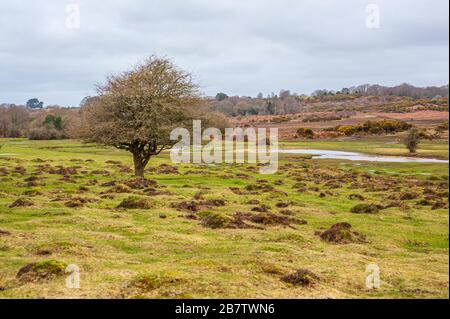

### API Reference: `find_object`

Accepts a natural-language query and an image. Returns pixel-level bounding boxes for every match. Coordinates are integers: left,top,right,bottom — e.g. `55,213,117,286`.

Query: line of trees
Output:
208,84,449,116
0,104,80,139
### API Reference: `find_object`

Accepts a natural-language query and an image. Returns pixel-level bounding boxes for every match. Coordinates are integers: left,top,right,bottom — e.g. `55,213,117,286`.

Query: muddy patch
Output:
148,164,179,175
234,212,307,228
13,166,26,175
65,197,98,208
432,201,449,210
171,199,226,213
101,181,116,187
105,160,122,165
281,269,320,287
350,204,379,214
400,192,419,200
251,205,271,213
0,229,11,236
90,169,110,176
49,166,78,175
143,188,173,196
229,187,245,195
22,189,43,196
105,184,132,194
349,194,365,201
275,201,291,208
245,183,274,193
117,196,154,209
124,178,158,189
9,198,34,208
119,165,133,173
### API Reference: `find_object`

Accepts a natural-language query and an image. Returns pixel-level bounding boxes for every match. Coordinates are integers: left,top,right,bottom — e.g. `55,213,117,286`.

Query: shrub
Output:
117,196,154,209
296,127,314,139
43,115,63,130
319,222,366,244
198,211,228,229
334,120,412,136
302,114,343,122
403,128,421,153
16,260,67,282
272,116,290,123
28,127,68,140
215,92,228,101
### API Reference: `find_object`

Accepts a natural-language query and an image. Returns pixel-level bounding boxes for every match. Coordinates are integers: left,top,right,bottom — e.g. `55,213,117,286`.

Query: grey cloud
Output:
0,0,448,106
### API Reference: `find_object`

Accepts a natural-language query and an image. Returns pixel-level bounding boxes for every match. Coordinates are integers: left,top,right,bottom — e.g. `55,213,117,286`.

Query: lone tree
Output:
80,56,203,177
26,98,44,109
403,128,421,153
215,92,228,101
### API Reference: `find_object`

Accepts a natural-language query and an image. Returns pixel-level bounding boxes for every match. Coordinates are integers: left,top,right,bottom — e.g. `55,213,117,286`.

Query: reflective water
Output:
277,149,449,163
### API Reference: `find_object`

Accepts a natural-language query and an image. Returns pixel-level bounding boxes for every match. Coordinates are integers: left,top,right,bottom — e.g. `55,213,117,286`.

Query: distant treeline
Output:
0,104,80,139
311,83,449,99
1,83,448,138
209,83,449,116
0,99,228,139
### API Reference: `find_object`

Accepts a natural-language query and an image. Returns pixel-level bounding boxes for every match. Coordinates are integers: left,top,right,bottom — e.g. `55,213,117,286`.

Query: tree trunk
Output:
132,152,145,178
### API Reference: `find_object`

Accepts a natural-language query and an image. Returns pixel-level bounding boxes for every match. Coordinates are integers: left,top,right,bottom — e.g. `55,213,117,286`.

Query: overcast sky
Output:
0,0,448,106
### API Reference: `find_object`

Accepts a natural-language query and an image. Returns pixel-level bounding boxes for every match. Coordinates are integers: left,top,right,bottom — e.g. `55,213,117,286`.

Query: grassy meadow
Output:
0,138,448,298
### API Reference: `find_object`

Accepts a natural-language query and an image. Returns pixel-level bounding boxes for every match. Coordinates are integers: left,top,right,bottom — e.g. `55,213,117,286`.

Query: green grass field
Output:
0,138,448,298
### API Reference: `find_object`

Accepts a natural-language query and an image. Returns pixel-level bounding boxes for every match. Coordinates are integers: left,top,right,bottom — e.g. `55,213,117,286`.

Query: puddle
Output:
277,149,449,163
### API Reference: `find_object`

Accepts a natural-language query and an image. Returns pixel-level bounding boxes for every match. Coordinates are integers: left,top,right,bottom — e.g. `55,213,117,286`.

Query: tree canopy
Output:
44,114,63,130
80,56,204,177
26,98,44,109
215,92,229,101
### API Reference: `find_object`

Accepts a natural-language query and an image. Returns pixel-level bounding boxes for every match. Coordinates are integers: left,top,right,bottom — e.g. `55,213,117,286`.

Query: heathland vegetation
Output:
0,57,448,299
0,138,448,298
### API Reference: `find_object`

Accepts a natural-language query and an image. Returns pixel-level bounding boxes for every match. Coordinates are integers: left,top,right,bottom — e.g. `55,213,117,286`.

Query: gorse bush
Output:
334,120,412,136
296,127,314,139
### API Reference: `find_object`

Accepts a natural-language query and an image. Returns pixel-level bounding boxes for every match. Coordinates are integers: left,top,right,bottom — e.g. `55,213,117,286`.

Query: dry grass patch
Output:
16,260,67,283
